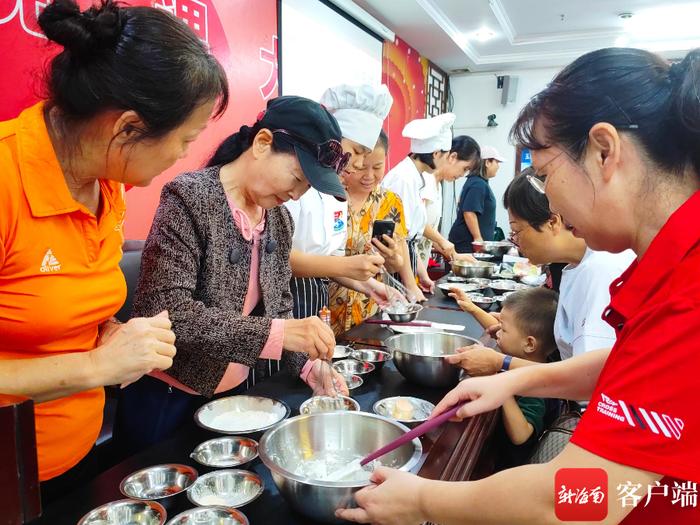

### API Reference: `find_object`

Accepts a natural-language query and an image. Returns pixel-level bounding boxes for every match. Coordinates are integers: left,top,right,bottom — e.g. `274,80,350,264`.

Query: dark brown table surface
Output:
36,298,498,524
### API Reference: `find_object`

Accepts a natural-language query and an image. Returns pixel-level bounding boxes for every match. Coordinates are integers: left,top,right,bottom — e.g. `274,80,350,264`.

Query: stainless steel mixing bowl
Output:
385,332,479,388
258,412,422,524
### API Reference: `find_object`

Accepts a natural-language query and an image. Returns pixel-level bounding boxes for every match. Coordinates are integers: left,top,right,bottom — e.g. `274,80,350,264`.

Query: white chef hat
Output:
319,84,393,150
403,113,456,153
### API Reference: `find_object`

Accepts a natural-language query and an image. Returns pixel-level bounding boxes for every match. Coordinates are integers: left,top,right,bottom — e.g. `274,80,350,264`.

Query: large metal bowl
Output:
78,499,166,525
167,507,249,525
259,412,422,524
187,469,264,508
194,395,290,435
451,260,496,278
190,436,259,468
471,240,514,255
119,464,197,502
385,333,479,388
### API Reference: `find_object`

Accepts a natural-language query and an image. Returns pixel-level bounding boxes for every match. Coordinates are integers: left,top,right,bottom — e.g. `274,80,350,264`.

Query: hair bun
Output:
38,0,123,58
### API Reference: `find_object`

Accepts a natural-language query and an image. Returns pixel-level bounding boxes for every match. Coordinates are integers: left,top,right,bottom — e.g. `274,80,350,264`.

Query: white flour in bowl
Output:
209,410,279,432
289,452,372,483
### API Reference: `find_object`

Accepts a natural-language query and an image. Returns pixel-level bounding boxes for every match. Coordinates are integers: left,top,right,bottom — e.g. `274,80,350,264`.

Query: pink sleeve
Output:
300,359,316,386
259,319,284,359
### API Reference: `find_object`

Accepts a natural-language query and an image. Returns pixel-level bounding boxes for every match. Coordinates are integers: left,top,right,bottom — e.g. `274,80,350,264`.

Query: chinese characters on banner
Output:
0,0,281,238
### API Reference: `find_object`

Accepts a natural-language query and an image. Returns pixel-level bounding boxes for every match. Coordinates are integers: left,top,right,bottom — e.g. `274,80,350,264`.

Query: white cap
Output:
319,84,393,150
480,145,506,162
402,113,456,153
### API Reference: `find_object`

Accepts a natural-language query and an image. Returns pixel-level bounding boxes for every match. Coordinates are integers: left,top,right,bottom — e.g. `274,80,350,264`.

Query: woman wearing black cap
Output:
114,96,350,453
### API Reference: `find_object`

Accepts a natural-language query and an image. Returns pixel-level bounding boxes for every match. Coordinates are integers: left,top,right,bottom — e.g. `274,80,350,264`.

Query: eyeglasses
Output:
507,230,520,247
273,129,350,175
527,174,547,194
526,149,567,194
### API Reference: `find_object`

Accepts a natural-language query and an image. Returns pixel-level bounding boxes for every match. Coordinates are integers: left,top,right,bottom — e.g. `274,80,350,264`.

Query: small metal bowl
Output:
385,303,423,322
446,274,468,283
119,464,197,501
194,395,290,435
466,278,491,288
300,395,360,414
78,499,166,525
341,373,363,390
471,296,498,308
489,280,529,293
167,507,249,525
492,271,515,280
333,359,375,376
451,260,496,278
437,282,480,297
472,240,514,256
350,348,392,370
472,252,495,261
187,469,264,509
190,437,259,469
333,345,352,359
373,396,435,427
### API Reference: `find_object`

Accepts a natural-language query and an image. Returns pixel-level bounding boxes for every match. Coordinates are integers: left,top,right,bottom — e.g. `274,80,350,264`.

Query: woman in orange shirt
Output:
0,0,228,502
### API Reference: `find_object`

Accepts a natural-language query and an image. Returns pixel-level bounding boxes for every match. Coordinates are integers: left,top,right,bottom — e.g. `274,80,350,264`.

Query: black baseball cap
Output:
257,96,347,201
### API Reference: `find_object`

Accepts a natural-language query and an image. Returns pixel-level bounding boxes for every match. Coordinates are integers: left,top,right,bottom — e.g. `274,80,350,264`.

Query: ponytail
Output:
206,122,295,167
669,49,700,176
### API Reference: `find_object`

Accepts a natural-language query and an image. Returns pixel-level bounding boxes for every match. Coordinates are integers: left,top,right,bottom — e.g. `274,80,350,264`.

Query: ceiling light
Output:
473,28,495,42
622,4,700,40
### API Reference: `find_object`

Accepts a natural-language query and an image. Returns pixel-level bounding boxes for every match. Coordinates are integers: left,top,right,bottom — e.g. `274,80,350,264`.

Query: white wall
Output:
441,67,561,238
280,0,382,101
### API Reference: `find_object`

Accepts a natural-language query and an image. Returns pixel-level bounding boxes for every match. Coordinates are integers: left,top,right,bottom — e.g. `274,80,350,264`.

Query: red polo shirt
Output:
571,191,700,522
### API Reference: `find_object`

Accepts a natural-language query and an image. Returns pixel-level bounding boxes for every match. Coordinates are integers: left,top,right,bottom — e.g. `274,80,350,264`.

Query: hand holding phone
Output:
371,220,396,244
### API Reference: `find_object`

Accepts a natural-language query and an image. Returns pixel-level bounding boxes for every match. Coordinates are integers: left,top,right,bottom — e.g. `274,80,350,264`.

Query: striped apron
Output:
290,276,330,319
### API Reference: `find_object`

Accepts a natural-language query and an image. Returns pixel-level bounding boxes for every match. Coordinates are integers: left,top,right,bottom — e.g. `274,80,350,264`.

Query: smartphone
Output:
371,220,396,244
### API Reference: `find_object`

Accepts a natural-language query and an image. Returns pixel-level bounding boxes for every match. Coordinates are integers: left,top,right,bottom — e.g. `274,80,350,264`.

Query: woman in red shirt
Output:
338,46,700,524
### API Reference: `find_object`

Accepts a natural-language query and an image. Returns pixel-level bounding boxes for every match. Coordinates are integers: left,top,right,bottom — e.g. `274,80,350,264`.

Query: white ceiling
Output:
352,0,700,72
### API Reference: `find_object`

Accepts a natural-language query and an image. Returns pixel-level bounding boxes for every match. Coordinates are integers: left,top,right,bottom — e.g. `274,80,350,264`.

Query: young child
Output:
449,286,559,468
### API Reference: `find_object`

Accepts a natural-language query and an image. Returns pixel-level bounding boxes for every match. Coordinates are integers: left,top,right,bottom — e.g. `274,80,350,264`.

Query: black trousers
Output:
112,375,246,457
40,446,99,506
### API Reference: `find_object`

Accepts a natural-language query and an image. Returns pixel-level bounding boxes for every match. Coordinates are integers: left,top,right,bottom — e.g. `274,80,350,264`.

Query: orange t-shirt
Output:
0,102,127,481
